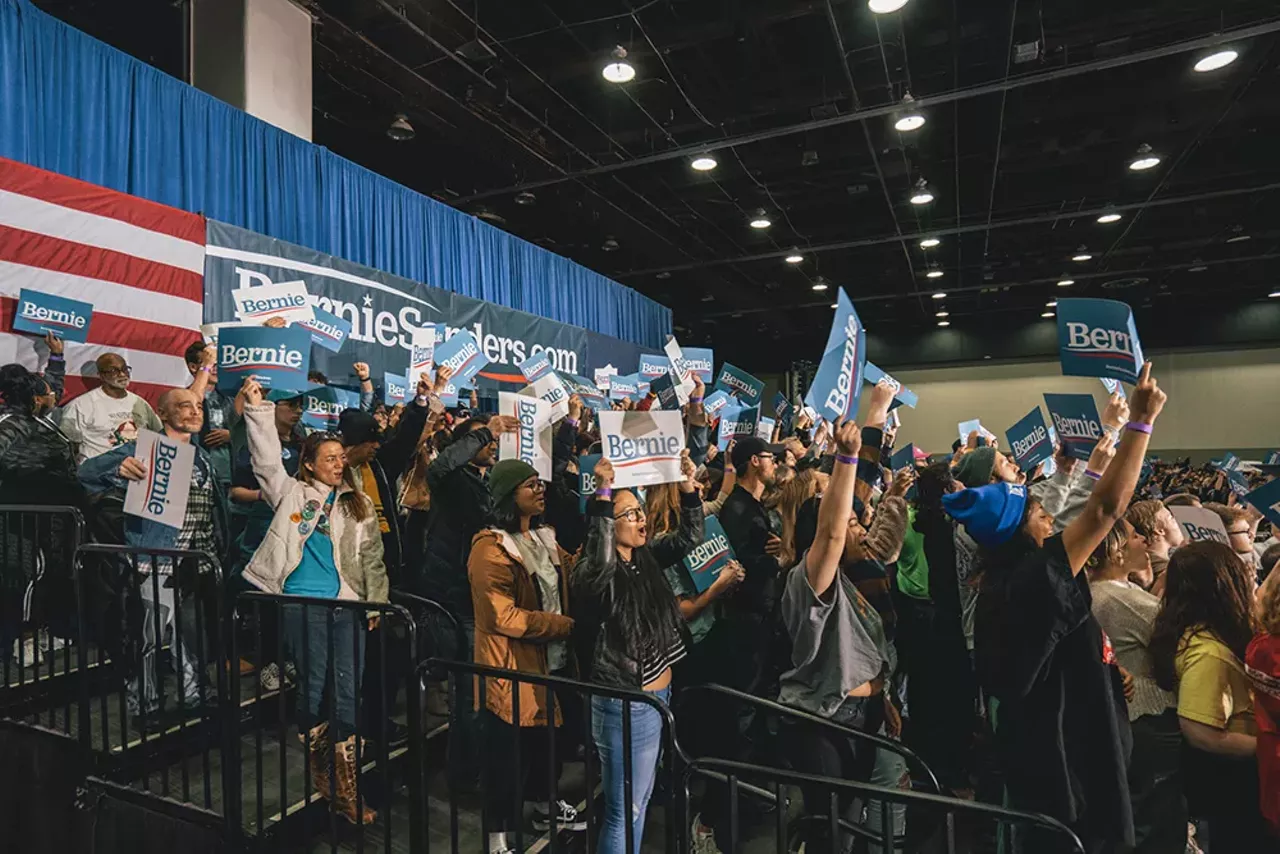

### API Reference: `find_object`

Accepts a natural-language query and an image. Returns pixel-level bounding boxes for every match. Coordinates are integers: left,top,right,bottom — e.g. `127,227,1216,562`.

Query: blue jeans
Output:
283,605,364,740
591,685,670,854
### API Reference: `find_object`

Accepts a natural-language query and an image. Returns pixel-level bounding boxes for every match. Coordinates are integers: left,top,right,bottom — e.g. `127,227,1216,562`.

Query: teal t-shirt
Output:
283,493,340,598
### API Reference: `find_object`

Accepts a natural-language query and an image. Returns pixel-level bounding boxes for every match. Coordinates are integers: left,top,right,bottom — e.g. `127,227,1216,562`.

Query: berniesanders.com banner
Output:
203,221,647,394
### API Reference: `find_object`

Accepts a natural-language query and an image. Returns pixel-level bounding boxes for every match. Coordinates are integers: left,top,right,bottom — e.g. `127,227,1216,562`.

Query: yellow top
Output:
1175,629,1256,735
358,463,391,535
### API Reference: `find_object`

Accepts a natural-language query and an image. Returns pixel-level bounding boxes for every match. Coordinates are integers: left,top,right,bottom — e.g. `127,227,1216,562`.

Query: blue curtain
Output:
0,0,670,348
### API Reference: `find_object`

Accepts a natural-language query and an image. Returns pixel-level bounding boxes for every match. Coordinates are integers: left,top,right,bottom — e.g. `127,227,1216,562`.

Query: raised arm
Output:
572,458,622,599
42,333,65,405
806,419,861,598
354,362,375,413
649,451,705,566
240,379,293,509
1062,363,1166,575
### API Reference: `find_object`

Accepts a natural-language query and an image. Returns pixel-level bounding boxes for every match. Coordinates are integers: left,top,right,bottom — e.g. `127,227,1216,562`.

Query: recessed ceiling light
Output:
868,0,910,12
935,311,949,317
1128,143,1160,171
937,320,950,327
1188,265,1208,272
919,237,940,248
926,270,944,279
931,291,946,299
1194,49,1238,73
749,208,772,229
1072,252,1093,262
811,281,829,291
690,155,718,172
1046,300,1057,307
785,253,804,264
1097,212,1122,224
602,46,635,83
1041,312,1055,318
1226,234,1251,243
1057,279,1074,287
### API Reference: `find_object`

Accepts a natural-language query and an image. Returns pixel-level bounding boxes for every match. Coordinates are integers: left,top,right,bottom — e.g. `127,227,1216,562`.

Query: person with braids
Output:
570,453,704,854
1247,565,1280,840
958,362,1168,853
1151,542,1266,849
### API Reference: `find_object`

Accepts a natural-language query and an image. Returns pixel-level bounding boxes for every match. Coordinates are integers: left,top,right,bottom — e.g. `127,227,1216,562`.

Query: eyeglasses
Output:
99,365,132,377
520,478,546,493
1228,529,1251,537
614,507,647,523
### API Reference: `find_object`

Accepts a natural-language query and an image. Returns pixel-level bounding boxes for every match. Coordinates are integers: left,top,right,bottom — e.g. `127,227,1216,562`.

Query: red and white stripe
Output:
0,158,205,405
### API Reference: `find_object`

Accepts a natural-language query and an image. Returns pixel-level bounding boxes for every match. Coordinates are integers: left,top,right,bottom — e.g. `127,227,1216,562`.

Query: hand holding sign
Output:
594,457,615,491
865,380,897,427
44,331,64,356
119,456,148,481
710,560,746,596
488,413,520,436
242,377,264,406
1101,391,1130,431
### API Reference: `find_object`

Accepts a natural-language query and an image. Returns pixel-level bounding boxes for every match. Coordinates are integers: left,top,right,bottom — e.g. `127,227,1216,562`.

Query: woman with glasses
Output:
468,459,582,852
571,453,703,854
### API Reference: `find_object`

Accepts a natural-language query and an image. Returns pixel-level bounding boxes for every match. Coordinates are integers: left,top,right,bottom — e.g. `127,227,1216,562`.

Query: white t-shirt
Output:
61,387,161,464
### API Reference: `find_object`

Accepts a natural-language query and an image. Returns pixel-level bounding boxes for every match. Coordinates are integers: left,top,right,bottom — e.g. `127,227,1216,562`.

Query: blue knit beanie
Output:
941,482,1028,548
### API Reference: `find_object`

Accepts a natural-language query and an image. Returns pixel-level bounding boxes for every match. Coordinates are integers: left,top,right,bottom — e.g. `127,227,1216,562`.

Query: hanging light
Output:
868,0,910,13
1194,49,1238,73
937,320,950,327
931,291,946,299
811,276,830,292
926,270,944,279
514,191,536,206
909,178,934,205
386,113,415,141
601,236,620,252
893,94,925,132
1071,246,1093,262
1057,278,1074,287
785,252,804,264
935,311,949,317
830,303,838,308
1046,300,1058,307
1041,312,1055,318
602,46,636,83
748,208,772,229
690,155,718,172
1270,290,1280,298
919,237,940,248
1128,144,1161,171
1097,211,1122,224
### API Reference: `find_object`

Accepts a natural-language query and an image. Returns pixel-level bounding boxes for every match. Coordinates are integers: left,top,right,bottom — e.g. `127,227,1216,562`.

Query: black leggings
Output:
482,710,563,832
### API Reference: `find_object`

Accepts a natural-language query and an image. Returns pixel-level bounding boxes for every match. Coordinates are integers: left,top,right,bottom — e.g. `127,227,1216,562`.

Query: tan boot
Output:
333,735,377,825
300,723,332,800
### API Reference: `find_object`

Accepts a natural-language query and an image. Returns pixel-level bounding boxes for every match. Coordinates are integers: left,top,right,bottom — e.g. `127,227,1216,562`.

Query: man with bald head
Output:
60,351,162,464
79,384,226,726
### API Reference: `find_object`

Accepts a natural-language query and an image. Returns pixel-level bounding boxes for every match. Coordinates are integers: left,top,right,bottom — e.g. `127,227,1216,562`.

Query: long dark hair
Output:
913,462,957,532
608,544,682,662
0,364,43,413
488,490,543,534
297,434,370,523
1151,541,1256,691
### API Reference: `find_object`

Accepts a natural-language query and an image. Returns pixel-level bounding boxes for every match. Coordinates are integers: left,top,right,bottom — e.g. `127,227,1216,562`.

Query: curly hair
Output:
1084,517,1129,576
1150,541,1255,692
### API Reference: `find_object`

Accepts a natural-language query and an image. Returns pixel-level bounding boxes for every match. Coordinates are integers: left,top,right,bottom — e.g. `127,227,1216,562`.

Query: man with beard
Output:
61,352,162,464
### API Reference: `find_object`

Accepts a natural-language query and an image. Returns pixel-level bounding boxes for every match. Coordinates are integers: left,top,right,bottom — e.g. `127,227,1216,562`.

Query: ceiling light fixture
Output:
601,236,619,252
1226,234,1251,243
1057,279,1074,287
1097,212,1122,224
868,0,910,13
830,303,838,308
926,270,944,279
935,311,949,317
513,190,536,206
802,149,820,167
1194,49,1238,73
1270,291,1280,298
748,208,772,229
919,237,940,248
1072,247,1093,262
931,291,946,299
909,178,934,205
1188,264,1208,272
1041,312,1055,318
386,113,415,141
602,46,635,83
690,155,718,172
937,320,950,327
785,252,804,264
1128,143,1161,171
893,93,925,132
811,277,830,292
1046,300,1057,307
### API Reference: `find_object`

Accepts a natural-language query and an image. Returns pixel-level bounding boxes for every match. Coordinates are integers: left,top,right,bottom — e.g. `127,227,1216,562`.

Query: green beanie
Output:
489,459,540,505
954,446,997,488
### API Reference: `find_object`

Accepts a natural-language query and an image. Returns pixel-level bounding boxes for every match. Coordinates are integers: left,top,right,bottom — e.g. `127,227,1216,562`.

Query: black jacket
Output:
421,426,495,616
546,420,586,554
717,484,783,620
363,397,434,586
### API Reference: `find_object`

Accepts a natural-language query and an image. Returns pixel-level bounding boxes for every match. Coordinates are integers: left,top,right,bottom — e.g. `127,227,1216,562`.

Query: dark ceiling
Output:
34,0,1280,371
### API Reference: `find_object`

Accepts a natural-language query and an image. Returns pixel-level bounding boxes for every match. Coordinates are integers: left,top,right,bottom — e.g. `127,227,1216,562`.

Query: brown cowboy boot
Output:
333,735,377,825
300,723,332,800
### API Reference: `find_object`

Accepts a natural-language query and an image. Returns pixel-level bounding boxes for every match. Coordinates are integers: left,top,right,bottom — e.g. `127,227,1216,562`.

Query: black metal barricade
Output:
687,756,1085,854
422,657,688,854
230,590,422,853
0,505,85,724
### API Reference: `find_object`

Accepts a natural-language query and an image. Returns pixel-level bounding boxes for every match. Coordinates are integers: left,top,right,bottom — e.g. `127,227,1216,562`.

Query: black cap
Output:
731,436,785,472
338,408,380,446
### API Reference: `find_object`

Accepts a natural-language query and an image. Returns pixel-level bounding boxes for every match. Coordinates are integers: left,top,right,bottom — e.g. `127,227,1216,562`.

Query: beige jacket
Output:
241,404,389,603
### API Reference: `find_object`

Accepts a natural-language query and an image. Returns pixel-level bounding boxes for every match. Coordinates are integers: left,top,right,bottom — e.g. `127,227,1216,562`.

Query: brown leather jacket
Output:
468,526,575,726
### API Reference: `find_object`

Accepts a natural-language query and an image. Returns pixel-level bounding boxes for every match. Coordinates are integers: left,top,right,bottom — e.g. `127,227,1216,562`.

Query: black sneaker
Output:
532,799,587,832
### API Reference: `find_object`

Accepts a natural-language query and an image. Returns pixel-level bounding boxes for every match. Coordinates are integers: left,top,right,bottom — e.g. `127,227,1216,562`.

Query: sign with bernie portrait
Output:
1006,407,1055,472
597,410,686,488
1042,393,1104,462
12,288,95,343
216,324,312,393
683,516,737,594
1056,298,1144,385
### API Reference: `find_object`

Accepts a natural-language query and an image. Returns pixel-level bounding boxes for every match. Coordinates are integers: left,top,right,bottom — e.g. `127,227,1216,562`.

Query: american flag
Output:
0,157,204,405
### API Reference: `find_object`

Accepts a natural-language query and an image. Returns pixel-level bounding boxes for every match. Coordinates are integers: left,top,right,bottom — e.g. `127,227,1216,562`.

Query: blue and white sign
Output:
639,353,670,381
13,288,94,343
500,392,553,480
232,280,315,326
298,307,353,353
1057,298,1144,385
1170,506,1229,546
680,347,715,383
1043,393,1104,461
864,362,918,409
1245,477,1280,529
408,325,436,385
558,371,609,410
301,386,361,432
519,351,555,383
383,372,408,407
650,372,681,411
889,444,916,472
714,363,766,407
609,373,640,401
703,390,734,420
123,429,195,530
756,416,777,442
957,419,994,445
717,404,759,451
1006,407,1054,472
598,410,686,488
434,329,489,388
578,453,603,514
683,516,736,594
1100,377,1125,399
527,372,570,422
805,288,867,424
217,324,311,393
773,391,794,435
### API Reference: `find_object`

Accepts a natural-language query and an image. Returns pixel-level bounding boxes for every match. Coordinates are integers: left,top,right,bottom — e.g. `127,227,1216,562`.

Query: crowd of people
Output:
1,335,1278,854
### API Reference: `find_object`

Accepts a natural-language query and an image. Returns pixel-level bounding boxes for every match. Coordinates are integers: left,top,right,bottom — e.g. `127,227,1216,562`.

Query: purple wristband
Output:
1124,421,1153,435
1084,470,1102,481
835,453,857,466
566,417,579,428
689,396,703,404
594,487,613,499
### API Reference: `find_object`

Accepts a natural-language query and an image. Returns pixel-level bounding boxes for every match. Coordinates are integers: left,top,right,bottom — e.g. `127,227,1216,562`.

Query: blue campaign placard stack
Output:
1043,393,1104,461
683,516,736,594
1006,407,1055,471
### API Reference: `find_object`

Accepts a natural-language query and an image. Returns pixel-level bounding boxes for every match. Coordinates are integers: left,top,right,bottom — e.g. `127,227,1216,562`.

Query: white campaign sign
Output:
232,280,316,326
410,326,435,386
526,373,570,422
499,392,553,480
663,337,697,405
1170,506,1230,546
124,430,195,530
594,364,618,391
598,410,685,488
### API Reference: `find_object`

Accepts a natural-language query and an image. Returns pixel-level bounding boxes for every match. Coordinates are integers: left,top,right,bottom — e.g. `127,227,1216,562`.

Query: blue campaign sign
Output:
1043,393,1104,461
683,516,737,594
717,404,759,450
578,453,603,514
1100,377,1126,399
805,288,867,424
608,373,640,400
773,391,794,434
13,288,94,343
864,362,918,409
434,329,489,388
217,325,311,393
889,444,916,472
650,372,681,410
1245,477,1280,529
1005,407,1055,471
383,372,409,407
714,363,765,407
557,371,609,410
1057,298,1144,384
681,347,715,382
297,307,353,353
703,390,734,420
638,353,670,380
519,351,554,383
300,386,360,431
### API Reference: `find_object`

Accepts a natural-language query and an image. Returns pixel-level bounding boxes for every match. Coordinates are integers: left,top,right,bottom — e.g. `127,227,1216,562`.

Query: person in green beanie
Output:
468,458,585,848
953,445,1020,489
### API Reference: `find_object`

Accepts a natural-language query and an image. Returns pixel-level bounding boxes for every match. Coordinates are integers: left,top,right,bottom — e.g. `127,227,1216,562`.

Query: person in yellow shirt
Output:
1151,541,1266,850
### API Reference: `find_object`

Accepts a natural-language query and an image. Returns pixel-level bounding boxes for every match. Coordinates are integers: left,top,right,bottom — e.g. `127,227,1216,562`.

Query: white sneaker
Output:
259,662,281,692
532,799,587,832
283,662,297,686
691,813,721,854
